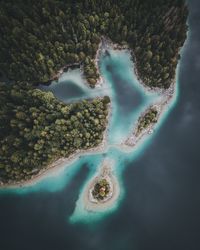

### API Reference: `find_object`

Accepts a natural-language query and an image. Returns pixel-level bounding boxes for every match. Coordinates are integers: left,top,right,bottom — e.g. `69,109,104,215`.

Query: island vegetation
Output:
0,0,188,88
0,0,188,186
92,178,110,201
136,107,158,136
0,82,110,185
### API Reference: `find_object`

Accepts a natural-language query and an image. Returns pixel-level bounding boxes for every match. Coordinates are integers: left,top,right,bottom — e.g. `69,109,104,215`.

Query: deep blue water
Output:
1,1,200,249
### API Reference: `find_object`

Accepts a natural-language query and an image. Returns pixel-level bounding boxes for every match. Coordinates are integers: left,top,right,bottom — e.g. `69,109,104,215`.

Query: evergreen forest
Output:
0,0,188,88
0,82,110,184
0,0,188,184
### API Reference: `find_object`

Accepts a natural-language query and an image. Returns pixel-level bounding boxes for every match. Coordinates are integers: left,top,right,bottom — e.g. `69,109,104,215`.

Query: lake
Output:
0,1,200,249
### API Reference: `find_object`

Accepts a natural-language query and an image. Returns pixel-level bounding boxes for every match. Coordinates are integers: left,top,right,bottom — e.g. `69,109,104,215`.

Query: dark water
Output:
104,57,144,114
43,80,85,99
39,79,86,102
1,1,200,249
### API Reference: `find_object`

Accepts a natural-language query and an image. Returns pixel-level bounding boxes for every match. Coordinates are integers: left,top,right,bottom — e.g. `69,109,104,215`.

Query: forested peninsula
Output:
0,0,188,88
0,82,110,184
0,0,188,186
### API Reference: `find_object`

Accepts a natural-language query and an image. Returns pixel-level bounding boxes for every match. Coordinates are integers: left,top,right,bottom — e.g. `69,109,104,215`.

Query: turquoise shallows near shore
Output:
0,32,188,223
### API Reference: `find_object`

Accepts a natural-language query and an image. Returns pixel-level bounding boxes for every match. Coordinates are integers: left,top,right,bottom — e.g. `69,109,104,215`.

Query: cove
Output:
0,47,179,224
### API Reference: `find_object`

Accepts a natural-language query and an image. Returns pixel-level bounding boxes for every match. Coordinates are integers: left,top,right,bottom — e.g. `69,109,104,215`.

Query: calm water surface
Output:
1,1,200,249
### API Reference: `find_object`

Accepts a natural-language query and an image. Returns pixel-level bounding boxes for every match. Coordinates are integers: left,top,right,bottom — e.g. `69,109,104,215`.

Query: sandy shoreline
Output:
94,36,178,152
0,102,112,189
93,36,131,88
0,37,122,189
0,38,112,189
123,83,175,149
82,158,120,212
1,36,178,190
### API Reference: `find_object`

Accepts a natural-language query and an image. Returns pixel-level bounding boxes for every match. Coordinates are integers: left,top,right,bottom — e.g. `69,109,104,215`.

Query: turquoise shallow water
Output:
2,2,200,249
0,48,179,224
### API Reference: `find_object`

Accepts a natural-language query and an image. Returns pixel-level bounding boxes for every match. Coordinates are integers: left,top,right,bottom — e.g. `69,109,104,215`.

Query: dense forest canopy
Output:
136,108,158,136
0,0,188,185
0,82,110,184
0,0,188,88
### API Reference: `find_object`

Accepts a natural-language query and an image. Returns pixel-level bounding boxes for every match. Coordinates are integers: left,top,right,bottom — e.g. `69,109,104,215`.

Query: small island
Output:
92,178,111,201
83,159,120,212
136,107,158,137
124,83,175,148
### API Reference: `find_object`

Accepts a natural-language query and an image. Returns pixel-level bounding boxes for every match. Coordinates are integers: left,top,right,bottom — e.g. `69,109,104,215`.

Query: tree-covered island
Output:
136,107,158,136
92,178,111,201
83,159,120,211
